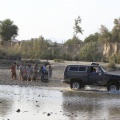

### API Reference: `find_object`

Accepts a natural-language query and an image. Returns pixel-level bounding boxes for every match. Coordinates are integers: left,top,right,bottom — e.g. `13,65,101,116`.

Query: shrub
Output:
108,61,116,69
79,42,102,61
108,56,116,69
54,59,64,63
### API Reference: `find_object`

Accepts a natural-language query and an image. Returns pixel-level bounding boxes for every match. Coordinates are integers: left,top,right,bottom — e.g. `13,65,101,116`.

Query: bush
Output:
73,55,80,61
54,59,64,63
79,42,102,61
20,59,42,65
108,61,116,69
108,56,116,69
62,54,72,61
115,52,120,64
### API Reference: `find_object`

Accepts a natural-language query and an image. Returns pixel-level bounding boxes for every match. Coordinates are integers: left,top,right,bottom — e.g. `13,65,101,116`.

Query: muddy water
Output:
0,85,120,120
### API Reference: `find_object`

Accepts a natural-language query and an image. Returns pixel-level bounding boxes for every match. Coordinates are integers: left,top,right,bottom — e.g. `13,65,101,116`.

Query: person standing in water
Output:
19,63,25,81
10,62,17,80
48,65,52,79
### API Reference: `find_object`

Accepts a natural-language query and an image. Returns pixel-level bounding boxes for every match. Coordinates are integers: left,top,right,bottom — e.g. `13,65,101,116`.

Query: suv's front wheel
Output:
70,81,81,90
107,83,119,91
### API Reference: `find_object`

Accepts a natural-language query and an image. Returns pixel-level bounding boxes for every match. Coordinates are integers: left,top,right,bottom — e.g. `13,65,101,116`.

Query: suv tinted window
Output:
79,66,87,71
69,66,78,71
68,66,87,72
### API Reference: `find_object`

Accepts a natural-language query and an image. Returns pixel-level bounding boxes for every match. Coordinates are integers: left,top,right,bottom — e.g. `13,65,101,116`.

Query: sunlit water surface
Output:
0,85,120,120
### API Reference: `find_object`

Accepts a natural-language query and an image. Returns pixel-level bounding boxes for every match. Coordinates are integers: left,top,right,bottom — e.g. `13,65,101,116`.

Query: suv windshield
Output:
101,66,107,73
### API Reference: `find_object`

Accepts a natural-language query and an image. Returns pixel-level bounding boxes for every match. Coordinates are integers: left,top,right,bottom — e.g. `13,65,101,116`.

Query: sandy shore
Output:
0,60,120,89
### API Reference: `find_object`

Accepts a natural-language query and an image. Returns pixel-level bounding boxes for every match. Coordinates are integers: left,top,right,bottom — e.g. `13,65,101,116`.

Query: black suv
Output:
64,63,120,91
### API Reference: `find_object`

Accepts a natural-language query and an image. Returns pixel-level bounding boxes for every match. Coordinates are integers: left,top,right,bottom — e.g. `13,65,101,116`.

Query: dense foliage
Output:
0,19,18,41
79,42,102,62
64,36,82,45
84,33,99,43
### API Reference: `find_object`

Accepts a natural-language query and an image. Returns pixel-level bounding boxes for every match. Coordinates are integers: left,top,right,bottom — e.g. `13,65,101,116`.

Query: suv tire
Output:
107,83,119,91
70,81,81,90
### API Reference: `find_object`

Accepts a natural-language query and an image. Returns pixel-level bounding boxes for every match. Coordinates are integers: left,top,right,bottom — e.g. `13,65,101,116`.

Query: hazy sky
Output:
0,0,120,43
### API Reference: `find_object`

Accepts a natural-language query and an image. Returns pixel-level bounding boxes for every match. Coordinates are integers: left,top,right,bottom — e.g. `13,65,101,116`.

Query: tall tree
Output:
64,16,83,45
64,36,82,45
73,16,83,37
0,19,18,41
79,42,102,61
98,25,111,43
84,33,99,43
111,18,120,42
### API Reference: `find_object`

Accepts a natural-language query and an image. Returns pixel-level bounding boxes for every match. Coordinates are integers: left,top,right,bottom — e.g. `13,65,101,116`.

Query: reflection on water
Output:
0,85,120,120
0,99,13,117
0,85,65,120
62,90,120,120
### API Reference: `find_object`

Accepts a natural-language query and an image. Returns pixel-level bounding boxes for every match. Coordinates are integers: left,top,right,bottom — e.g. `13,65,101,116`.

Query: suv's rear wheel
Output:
107,83,119,91
70,81,81,90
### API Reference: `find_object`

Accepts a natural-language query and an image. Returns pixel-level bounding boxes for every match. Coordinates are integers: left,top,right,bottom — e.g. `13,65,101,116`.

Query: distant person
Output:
48,65,52,79
22,66,28,80
10,62,17,80
19,63,25,81
92,68,96,73
27,64,33,81
33,63,39,81
40,65,44,82
41,64,47,82
42,64,47,72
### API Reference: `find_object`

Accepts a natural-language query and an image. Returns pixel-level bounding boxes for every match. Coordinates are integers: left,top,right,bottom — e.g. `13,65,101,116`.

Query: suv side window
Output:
68,66,87,72
79,66,87,71
68,66,78,71
90,66,101,73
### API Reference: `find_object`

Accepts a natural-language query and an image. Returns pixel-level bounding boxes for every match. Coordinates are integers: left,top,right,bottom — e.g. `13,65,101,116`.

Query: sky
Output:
0,0,120,43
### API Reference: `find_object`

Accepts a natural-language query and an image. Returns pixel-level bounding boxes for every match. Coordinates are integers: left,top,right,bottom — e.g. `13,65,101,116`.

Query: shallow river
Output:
0,85,120,120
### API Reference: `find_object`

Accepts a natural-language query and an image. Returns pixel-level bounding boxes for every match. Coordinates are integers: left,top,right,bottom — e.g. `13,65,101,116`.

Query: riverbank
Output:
0,60,120,89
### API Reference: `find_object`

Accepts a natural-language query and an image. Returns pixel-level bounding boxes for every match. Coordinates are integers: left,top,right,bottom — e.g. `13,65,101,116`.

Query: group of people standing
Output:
10,62,52,81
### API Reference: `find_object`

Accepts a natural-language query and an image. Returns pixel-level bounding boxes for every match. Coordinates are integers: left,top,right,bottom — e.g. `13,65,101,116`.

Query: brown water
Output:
0,85,120,120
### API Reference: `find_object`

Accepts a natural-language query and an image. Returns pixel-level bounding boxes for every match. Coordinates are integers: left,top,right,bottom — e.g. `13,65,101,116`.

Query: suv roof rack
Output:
91,63,99,65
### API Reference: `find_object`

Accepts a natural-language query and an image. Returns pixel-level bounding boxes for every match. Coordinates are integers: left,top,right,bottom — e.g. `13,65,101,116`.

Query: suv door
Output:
89,66,104,85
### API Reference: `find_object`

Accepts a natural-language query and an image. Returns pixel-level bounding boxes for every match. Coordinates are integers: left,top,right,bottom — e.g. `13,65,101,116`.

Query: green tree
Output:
0,19,18,41
79,42,102,61
98,25,111,43
64,16,83,45
84,33,99,43
64,36,82,45
111,18,120,42
37,36,49,59
73,16,83,36
19,36,50,59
